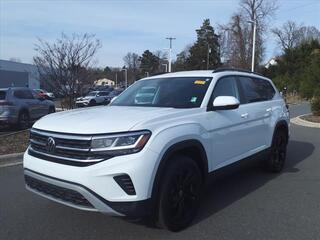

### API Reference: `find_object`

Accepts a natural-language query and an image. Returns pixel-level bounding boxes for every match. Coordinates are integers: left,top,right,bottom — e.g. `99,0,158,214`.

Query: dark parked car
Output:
0,87,56,129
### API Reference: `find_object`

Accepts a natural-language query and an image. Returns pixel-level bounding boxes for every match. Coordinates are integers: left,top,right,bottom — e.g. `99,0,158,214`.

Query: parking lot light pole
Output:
122,68,128,89
247,18,257,72
166,37,176,72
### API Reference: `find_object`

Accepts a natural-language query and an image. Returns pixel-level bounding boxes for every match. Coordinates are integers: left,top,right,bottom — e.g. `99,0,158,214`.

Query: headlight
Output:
91,130,151,156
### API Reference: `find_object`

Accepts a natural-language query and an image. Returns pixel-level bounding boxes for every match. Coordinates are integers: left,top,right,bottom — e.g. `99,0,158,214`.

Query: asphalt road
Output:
1,103,319,240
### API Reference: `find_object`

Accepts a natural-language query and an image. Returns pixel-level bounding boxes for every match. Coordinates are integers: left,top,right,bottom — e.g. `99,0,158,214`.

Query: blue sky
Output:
0,0,319,67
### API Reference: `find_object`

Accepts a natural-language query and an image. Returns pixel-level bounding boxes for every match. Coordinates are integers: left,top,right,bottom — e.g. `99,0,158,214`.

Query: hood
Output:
33,106,186,134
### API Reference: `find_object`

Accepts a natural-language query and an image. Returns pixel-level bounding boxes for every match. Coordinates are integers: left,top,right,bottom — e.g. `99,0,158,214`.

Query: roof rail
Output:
213,67,264,77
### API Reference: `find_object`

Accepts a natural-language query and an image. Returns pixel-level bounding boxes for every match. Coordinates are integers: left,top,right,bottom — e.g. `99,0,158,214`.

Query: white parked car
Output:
76,91,110,107
24,69,290,231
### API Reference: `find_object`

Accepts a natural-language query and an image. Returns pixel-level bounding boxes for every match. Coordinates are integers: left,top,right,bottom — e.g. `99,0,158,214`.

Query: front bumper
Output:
75,100,90,107
0,116,17,125
23,148,159,217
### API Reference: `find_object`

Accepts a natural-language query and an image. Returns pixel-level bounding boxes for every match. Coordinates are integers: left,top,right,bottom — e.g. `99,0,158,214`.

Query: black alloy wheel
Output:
267,130,288,172
157,155,202,231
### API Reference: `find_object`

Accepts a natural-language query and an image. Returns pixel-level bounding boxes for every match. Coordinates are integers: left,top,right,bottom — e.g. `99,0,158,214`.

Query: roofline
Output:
212,67,264,77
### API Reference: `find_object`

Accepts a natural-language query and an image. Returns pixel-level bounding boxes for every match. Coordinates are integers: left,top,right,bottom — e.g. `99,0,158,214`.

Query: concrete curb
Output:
0,152,24,167
290,114,320,128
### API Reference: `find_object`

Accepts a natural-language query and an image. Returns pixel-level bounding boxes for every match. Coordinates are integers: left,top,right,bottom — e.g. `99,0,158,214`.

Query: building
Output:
0,59,40,89
94,78,115,87
265,57,278,69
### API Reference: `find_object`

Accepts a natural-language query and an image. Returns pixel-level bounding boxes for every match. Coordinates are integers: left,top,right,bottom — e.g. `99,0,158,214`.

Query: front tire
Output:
157,155,202,231
89,100,96,106
17,111,30,130
266,129,288,172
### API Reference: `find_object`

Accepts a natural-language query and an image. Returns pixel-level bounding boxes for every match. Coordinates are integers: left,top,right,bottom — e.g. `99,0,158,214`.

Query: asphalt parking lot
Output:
0,102,319,240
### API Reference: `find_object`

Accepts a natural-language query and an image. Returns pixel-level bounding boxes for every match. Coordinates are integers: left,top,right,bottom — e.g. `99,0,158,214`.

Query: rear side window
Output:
14,90,34,99
238,77,275,103
0,91,6,100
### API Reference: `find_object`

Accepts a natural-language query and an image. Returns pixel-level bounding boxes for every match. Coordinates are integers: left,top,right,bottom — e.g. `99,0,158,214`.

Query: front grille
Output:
29,129,111,166
25,175,93,208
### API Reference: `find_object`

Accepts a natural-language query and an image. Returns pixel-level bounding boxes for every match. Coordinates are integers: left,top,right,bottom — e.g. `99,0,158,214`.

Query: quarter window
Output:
212,76,240,101
238,77,275,103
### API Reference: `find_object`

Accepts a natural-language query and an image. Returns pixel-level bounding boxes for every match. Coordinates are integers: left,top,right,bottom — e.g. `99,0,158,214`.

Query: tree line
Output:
33,0,320,109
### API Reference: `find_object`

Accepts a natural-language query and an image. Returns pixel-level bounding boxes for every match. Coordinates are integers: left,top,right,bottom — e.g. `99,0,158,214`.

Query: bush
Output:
311,96,320,116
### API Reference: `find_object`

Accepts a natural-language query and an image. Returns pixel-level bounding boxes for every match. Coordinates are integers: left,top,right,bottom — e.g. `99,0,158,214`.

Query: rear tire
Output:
48,106,55,114
157,155,202,231
266,129,288,172
17,111,30,130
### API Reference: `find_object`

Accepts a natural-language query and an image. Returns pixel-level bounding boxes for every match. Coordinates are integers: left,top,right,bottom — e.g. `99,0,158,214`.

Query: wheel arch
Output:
273,120,289,144
150,139,208,205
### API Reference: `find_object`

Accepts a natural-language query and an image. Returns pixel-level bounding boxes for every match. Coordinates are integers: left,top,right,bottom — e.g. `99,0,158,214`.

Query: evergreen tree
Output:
139,50,160,75
187,19,221,70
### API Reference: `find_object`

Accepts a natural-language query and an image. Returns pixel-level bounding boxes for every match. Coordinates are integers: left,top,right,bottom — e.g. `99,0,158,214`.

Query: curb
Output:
290,114,320,128
0,152,24,167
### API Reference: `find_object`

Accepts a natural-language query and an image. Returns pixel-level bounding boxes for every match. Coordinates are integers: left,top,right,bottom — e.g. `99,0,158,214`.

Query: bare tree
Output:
123,52,140,70
297,26,320,44
33,33,101,108
123,52,141,84
220,0,277,69
272,22,320,52
272,21,303,51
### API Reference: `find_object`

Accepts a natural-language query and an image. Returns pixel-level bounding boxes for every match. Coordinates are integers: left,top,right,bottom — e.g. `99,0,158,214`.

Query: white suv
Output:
24,69,290,231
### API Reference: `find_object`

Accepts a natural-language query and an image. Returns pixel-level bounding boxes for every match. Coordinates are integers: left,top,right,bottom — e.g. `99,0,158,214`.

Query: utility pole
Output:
115,72,118,88
206,43,211,70
122,68,127,89
248,18,257,72
166,37,176,72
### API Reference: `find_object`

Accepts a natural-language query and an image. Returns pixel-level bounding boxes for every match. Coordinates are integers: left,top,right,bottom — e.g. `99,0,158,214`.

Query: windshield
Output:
111,77,212,108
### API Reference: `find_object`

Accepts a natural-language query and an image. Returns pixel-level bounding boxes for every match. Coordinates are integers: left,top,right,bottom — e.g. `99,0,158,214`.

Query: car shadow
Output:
193,140,315,225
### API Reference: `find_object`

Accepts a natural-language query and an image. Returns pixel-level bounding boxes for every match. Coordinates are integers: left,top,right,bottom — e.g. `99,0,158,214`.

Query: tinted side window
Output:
14,90,34,99
99,92,108,96
212,76,240,101
239,77,275,103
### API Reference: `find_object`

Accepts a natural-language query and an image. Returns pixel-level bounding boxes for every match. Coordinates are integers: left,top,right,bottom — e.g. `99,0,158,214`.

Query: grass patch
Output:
301,115,320,123
0,130,29,155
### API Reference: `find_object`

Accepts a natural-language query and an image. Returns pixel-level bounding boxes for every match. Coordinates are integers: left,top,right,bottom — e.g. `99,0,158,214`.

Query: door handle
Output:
241,113,249,118
264,108,272,117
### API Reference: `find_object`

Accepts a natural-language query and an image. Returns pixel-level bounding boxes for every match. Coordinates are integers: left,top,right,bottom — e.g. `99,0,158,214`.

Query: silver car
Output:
0,87,55,129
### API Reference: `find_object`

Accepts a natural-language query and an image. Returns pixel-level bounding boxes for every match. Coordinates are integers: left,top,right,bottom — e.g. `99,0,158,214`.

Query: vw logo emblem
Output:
46,137,56,153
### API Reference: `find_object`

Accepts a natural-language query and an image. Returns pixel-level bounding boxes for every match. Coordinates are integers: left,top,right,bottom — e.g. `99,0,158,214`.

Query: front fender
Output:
146,122,211,197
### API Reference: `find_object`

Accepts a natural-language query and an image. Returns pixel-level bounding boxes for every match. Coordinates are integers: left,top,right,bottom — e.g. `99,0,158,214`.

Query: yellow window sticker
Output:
194,80,206,85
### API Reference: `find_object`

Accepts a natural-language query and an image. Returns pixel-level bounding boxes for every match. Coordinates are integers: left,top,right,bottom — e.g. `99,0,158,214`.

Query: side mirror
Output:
212,96,240,110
